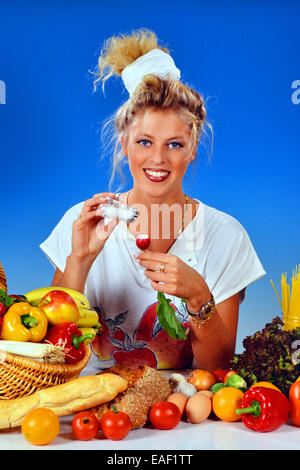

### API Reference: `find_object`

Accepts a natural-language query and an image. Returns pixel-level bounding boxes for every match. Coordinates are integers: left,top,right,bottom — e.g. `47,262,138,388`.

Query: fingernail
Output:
133,253,139,258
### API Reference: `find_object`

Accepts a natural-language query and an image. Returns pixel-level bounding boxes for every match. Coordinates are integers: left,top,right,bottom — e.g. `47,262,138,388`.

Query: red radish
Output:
0,303,6,315
136,234,150,250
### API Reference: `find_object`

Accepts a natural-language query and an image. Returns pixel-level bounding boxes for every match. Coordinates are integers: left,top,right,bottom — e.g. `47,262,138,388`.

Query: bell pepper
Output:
289,380,300,426
235,386,290,432
1,302,48,342
45,322,93,364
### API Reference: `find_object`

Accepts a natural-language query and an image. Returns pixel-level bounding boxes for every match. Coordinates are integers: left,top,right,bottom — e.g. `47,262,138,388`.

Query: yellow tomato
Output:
21,408,60,446
212,387,244,422
250,381,282,393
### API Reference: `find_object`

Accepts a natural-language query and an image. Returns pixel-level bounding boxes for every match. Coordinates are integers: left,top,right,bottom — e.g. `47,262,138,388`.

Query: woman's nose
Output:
150,146,167,164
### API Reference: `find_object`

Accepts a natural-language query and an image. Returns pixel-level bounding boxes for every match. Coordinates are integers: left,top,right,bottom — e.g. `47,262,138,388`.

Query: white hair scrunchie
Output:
121,48,181,97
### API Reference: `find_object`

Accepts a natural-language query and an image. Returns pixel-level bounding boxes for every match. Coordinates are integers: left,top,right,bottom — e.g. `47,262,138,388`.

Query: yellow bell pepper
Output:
1,302,48,342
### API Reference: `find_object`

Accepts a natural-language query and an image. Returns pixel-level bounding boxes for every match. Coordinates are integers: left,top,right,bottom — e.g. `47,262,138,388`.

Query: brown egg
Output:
186,392,212,424
167,393,188,417
198,390,214,399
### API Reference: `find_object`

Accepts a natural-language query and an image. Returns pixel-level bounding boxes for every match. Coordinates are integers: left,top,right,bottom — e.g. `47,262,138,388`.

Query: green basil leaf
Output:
156,292,187,340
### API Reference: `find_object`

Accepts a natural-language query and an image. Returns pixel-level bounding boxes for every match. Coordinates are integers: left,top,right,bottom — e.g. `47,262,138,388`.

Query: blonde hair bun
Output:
92,28,169,92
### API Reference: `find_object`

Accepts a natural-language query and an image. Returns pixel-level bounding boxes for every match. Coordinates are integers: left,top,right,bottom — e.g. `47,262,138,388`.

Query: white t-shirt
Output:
39,198,266,372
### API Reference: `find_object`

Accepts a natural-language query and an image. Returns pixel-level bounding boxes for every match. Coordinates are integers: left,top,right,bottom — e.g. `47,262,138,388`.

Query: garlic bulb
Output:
175,381,197,398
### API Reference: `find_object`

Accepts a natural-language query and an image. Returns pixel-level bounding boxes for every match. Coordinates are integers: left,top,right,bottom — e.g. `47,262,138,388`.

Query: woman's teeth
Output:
144,169,170,177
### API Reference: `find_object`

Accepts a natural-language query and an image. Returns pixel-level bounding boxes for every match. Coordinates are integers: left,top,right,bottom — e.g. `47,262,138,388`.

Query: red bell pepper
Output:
45,322,93,364
235,386,290,432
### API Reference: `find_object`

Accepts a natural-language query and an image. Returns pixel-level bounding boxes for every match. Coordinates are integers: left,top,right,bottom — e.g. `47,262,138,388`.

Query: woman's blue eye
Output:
137,139,183,149
137,139,151,146
169,142,183,149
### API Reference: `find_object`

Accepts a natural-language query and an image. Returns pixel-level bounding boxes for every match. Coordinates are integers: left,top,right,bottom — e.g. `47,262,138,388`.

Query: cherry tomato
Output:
223,370,237,383
136,234,151,250
250,381,282,393
212,387,244,422
149,401,181,430
21,408,60,446
100,408,132,440
187,369,216,391
212,368,230,383
72,411,100,440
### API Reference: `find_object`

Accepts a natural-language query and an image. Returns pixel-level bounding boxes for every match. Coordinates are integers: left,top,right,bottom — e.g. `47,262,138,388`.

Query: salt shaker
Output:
98,196,139,226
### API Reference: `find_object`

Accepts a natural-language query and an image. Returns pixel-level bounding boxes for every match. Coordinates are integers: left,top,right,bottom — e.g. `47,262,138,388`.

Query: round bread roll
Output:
89,365,171,429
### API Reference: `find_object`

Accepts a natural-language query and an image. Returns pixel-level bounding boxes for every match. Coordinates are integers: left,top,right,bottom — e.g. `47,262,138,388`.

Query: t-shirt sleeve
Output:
205,218,266,305
39,203,83,273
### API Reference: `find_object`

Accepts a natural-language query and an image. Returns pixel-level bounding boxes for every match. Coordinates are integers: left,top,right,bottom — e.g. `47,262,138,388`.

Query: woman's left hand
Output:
134,250,211,310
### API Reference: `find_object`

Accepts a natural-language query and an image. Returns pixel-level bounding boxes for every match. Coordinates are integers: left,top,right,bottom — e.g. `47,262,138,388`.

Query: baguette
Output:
0,373,127,429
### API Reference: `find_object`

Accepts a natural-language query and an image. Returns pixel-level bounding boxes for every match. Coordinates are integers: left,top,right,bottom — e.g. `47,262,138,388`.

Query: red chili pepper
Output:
45,322,93,364
235,386,290,432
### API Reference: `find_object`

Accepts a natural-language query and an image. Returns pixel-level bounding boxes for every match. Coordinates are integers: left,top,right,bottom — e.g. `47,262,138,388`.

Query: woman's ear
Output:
190,139,199,162
121,136,128,158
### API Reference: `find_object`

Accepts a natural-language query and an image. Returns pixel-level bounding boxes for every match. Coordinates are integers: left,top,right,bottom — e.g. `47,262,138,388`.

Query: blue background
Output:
0,0,299,353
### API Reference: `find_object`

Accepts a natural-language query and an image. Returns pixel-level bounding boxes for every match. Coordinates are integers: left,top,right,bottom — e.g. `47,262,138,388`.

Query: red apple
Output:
136,234,151,250
38,290,79,325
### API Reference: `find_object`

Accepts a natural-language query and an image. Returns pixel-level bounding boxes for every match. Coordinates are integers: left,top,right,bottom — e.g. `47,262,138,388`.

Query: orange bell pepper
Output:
289,381,300,426
250,381,282,393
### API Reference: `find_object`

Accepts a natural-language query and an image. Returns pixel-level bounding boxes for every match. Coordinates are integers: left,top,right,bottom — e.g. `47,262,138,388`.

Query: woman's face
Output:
122,107,195,199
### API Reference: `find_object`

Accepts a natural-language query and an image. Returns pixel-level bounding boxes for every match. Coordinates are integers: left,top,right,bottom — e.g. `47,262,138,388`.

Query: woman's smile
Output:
143,168,171,182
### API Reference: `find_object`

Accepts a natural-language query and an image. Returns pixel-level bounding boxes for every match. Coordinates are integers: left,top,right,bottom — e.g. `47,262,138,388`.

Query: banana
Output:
24,287,101,329
77,306,100,328
25,286,90,309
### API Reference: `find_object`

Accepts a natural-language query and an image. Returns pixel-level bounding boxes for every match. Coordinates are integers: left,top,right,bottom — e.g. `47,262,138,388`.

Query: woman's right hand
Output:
71,192,120,263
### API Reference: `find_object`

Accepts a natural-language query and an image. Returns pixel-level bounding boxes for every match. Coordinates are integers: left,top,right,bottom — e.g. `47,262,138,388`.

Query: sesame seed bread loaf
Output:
89,365,171,429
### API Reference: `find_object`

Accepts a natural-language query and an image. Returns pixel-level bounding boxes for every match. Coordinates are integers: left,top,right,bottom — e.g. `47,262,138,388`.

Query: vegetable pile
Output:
229,316,300,397
0,287,102,364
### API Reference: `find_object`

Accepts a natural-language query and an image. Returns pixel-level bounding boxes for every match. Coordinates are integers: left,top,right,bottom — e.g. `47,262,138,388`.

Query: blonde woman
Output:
40,29,266,372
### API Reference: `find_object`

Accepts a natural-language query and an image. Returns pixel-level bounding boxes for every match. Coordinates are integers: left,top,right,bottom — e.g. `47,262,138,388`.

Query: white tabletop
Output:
1,369,300,451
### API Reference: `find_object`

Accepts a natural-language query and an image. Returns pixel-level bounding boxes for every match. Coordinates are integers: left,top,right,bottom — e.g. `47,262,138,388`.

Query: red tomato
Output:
100,408,132,440
149,401,181,430
72,411,99,441
213,369,230,383
136,234,151,250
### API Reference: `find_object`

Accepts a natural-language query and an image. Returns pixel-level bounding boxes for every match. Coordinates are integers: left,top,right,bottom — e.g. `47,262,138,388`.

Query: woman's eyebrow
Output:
137,133,185,140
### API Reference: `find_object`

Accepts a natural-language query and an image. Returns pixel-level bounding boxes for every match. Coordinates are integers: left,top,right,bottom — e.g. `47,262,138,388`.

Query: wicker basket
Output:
0,261,7,293
0,345,91,400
